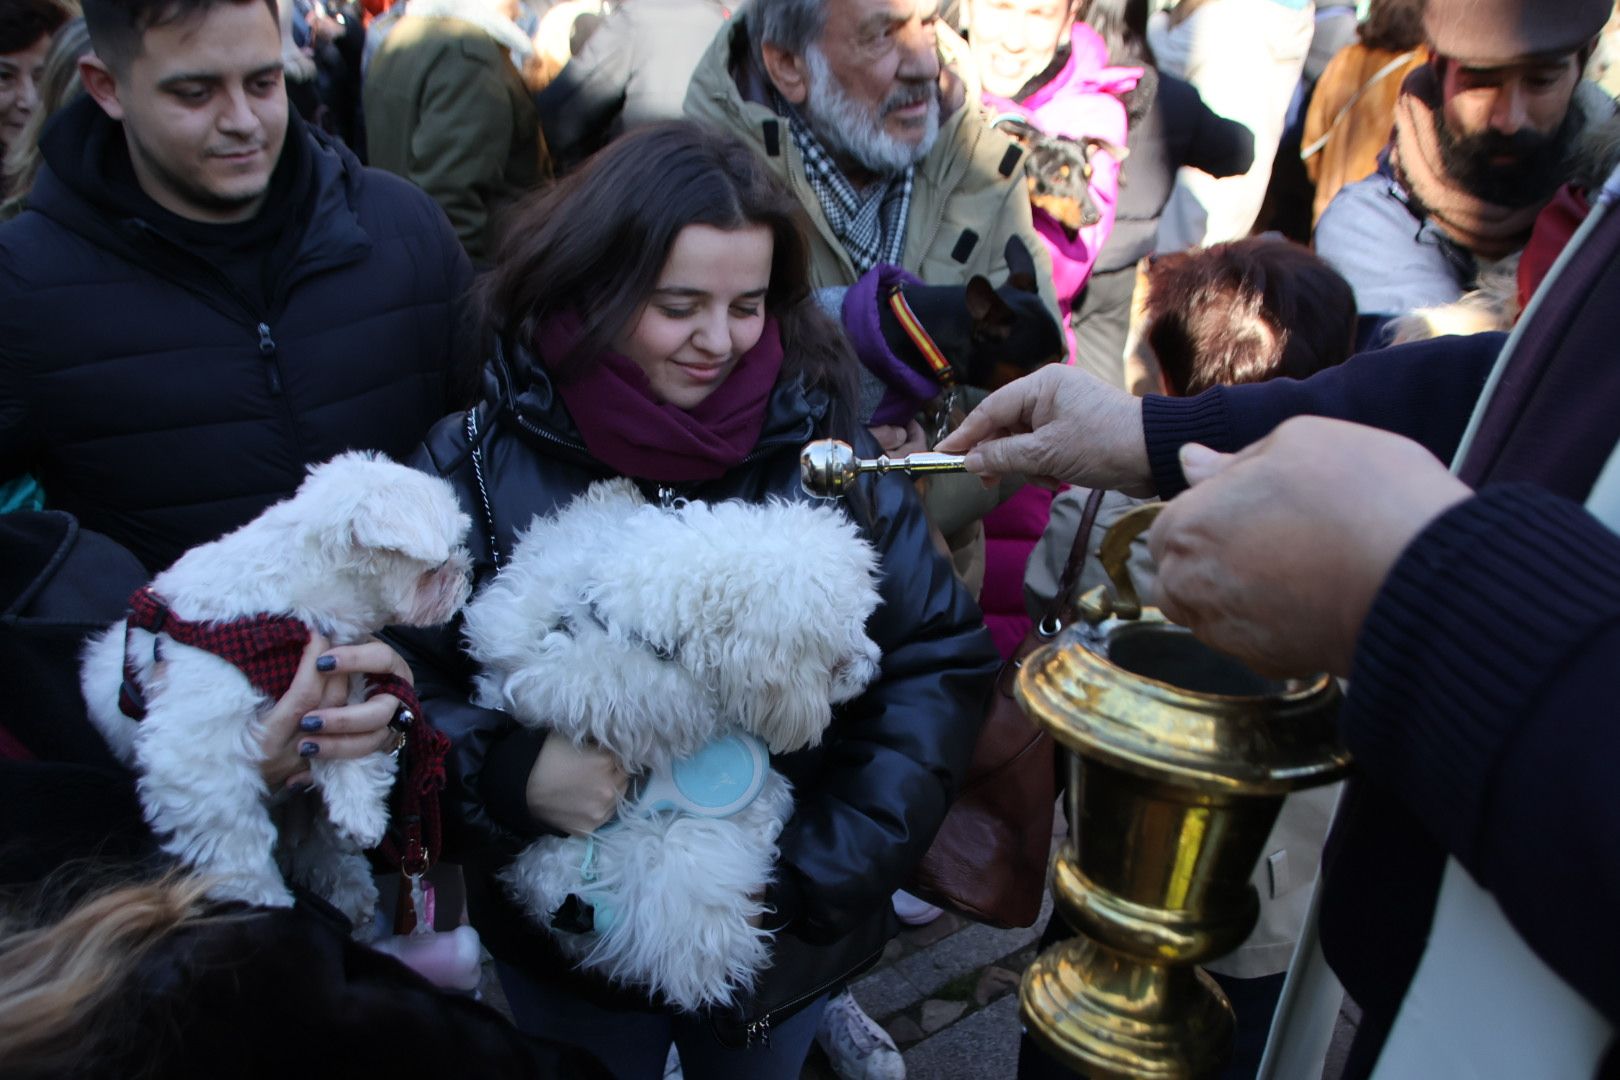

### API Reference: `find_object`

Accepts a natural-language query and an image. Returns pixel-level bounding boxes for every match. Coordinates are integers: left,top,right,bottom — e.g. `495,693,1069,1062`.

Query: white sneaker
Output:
816,988,905,1080
891,889,944,927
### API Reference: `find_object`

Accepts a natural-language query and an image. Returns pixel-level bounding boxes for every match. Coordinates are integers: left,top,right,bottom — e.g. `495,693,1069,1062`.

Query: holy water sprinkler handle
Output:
799,439,970,498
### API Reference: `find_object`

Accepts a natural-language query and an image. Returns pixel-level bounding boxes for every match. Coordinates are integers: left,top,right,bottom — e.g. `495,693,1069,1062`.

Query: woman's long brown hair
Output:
477,121,859,428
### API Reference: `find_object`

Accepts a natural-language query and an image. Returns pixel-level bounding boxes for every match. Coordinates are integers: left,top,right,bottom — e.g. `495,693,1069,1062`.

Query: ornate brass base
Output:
1022,936,1233,1080
1016,605,1350,1079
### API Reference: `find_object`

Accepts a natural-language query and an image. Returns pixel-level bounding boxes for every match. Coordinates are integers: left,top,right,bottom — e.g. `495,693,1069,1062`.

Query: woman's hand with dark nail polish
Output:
299,715,323,732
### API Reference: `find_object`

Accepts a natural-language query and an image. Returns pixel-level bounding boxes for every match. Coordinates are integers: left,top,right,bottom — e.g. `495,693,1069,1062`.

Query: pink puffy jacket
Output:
981,23,1140,361
979,25,1139,656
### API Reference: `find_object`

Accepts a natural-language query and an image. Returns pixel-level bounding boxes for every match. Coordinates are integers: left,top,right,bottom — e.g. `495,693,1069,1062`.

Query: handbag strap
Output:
1036,487,1108,638
1300,49,1420,162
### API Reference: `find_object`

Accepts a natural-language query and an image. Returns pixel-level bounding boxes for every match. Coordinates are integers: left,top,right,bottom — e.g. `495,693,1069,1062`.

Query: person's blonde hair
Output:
0,17,90,212
0,872,219,1076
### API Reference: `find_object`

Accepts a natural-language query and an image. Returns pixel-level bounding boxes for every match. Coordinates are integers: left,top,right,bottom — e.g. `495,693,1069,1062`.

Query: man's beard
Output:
802,46,939,177
1435,101,1582,208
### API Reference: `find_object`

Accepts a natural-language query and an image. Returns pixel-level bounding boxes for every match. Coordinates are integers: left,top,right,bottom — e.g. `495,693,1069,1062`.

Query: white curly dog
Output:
463,478,883,1011
81,452,471,927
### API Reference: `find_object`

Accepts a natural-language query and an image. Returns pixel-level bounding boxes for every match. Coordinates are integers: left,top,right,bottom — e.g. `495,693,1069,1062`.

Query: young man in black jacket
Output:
0,0,472,575
0,0,471,792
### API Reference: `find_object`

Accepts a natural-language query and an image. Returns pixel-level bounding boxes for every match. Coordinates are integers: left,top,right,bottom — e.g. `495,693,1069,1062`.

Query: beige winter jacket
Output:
685,14,1058,318
684,15,1057,593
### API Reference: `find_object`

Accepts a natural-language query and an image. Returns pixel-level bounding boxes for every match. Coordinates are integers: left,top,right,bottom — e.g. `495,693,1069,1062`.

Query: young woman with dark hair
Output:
392,121,997,1079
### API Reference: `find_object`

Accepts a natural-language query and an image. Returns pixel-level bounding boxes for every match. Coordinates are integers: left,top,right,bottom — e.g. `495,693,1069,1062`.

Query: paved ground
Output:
476,813,1359,1079
800,890,1052,1079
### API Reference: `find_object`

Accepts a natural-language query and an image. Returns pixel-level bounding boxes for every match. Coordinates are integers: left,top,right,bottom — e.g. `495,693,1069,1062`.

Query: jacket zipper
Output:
258,323,280,394
742,937,888,1048
512,411,591,457
124,220,305,428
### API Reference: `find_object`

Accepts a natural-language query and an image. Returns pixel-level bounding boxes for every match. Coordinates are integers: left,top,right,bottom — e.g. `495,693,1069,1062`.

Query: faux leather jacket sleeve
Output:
770,440,1000,942
388,427,552,858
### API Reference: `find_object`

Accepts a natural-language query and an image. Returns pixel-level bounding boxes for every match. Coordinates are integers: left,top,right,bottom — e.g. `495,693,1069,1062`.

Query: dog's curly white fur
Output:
464,479,882,1010
80,452,472,927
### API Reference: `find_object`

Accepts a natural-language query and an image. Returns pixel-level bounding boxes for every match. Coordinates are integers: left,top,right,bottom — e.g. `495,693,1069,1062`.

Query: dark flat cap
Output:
1426,0,1611,65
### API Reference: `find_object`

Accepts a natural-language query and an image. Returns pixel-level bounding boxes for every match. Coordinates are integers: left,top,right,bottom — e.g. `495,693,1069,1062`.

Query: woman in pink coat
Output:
969,5,1140,656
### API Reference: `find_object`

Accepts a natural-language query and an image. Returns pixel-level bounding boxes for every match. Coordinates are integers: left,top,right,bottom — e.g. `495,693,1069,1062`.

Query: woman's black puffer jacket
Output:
390,346,998,1036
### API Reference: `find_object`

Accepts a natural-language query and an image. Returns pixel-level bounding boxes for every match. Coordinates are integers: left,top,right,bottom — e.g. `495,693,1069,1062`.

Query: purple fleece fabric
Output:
840,264,942,426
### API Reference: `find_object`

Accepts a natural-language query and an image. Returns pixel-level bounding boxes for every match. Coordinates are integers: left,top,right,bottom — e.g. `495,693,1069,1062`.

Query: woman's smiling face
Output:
614,223,775,410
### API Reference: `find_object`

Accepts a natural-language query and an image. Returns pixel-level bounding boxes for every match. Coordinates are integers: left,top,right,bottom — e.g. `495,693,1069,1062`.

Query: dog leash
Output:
366,673,451,935
884,286,963,446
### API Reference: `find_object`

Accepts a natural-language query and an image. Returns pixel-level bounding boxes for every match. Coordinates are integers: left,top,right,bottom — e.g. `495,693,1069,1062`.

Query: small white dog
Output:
463,478,883,1010
81,452,471,927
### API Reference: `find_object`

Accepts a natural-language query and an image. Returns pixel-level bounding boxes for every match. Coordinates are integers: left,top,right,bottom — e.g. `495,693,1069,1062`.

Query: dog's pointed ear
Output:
967,275,1016,335
1003,236,1040,295
964,275,997,321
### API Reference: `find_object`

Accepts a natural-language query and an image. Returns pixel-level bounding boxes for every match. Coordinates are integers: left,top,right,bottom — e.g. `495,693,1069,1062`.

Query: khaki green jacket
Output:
685,15,1056,318
684,16,1055,594
365,14,546,261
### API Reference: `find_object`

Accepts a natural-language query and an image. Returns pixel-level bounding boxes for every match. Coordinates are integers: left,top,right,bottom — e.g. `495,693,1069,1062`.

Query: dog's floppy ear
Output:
348,490,454,563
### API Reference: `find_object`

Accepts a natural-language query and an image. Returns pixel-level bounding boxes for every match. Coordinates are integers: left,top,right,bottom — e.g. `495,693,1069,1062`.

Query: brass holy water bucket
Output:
1015,503,1351,1078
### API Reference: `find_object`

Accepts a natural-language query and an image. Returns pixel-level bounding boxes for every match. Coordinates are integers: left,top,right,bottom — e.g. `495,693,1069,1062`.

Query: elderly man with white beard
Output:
685,0,1056,322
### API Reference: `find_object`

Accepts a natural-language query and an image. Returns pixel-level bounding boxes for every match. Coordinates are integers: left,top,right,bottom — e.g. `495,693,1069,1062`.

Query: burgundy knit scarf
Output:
534,316,785,484
1390,65,1547,260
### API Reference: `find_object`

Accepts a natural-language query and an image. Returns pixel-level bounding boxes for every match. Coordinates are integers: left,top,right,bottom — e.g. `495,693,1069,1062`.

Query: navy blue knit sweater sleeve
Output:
1346,485,1620,1020
1141,333,1505,497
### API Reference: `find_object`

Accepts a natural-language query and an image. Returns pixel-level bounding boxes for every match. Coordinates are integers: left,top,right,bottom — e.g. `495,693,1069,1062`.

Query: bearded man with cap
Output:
1315,0,1615,344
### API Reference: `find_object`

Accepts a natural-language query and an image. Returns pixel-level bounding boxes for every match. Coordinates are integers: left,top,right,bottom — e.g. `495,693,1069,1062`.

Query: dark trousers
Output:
496,961,826,1080
1071,263,1140,390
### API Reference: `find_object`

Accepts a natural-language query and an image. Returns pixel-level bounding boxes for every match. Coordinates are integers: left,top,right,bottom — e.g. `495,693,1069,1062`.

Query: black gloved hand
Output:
877,236,1064,390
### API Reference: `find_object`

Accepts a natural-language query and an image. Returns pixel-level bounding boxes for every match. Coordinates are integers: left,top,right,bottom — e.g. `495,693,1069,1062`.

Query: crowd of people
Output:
1,0,1617,1075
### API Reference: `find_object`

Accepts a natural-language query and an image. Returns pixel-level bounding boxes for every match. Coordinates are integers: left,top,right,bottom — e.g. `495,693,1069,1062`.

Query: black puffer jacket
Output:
392,347,998,1032
0,96,471,572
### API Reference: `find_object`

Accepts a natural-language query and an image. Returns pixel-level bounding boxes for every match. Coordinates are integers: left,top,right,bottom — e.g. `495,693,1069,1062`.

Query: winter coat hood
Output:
30,95,371,315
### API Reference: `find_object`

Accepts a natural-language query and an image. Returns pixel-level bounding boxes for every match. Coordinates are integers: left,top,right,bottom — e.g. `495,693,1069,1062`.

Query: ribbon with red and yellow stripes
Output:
886,286,955,388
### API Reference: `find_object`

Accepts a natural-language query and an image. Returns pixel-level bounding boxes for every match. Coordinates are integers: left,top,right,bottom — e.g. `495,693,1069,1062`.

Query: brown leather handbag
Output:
907,488,1105,929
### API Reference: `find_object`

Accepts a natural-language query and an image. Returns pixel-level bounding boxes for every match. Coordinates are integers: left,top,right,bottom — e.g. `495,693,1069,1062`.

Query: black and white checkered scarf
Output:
781,101,914,275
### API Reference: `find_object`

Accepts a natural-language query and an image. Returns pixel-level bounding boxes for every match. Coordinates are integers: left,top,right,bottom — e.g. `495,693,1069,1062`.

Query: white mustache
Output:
883,83,938,116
